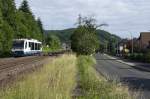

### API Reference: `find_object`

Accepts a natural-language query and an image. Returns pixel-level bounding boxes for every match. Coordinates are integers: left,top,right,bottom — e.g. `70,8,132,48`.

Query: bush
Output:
71,26,99,55
145,50,150,63
71,16,100,55
127,53,144,62
44,34,61,52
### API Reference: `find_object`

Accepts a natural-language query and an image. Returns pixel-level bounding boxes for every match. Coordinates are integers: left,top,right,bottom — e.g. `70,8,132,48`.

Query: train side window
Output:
31,43,34,50
25,42,28,49
37,44,39,50
38,44,41,50
35,43,38,50
29,42,32,48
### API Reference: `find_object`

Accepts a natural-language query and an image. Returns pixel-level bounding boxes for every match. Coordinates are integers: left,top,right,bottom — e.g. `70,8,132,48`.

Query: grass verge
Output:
75,55,133,99
42,46,62,53
0,54,134,99
0,54,77,99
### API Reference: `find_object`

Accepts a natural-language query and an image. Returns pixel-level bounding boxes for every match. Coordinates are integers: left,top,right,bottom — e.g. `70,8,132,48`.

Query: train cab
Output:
12,39,42,56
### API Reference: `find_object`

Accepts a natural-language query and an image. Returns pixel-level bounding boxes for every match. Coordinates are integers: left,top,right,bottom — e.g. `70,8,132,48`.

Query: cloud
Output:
15,0,150,38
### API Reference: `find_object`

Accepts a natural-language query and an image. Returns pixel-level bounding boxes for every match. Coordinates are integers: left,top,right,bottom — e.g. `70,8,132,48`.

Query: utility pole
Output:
105,42,108,53
117,41,119,55
130,33,134,54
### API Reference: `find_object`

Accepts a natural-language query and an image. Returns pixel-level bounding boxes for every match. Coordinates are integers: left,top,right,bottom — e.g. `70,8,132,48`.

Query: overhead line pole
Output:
130,32,134,54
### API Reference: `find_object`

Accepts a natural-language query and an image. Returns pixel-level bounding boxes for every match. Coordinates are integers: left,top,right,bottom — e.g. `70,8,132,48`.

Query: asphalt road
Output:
95,54,150,99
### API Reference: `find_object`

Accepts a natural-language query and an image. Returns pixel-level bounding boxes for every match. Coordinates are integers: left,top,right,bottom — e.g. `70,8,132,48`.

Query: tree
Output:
1,0,16,30
71,16,99,55
1,21,13,56
45,34,61,51
14,11,29,38
0,0,15,56
0,0,44,57
37,18,44,41
19,0,32,14
145,49,150,63
19,0,43,41
0,4,3,52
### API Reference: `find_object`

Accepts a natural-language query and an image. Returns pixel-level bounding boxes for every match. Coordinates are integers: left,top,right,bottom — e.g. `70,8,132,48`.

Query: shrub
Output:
71,26,99,55
145,50,150,63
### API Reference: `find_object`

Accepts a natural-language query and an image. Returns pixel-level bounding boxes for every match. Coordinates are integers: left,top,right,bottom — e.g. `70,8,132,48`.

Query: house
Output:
116,39,130,54
138,32,150,50
116,32,150,55
62,42,71,50
117,38,139,54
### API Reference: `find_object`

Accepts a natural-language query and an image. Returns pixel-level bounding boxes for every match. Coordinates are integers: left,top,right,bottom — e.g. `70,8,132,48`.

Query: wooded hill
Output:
0,0,44,56
45,28,121,44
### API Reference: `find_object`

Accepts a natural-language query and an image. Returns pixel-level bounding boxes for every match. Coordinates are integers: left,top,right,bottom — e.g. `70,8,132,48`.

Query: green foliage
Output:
71,26,99,55
0,21,14,56
14,11,29,38
0,0,16,56
1,0,16,28
19,1,43,41
45,28,75,42
0,55,77,99
71,16,100,55
37,18,44,35
0,5,3,51
76,56,131,99
19,0,32,14
44,34,61,52
37,18,44,42
0,0,44,56
145,50,150,63
125,53,145,62
45,29,121,44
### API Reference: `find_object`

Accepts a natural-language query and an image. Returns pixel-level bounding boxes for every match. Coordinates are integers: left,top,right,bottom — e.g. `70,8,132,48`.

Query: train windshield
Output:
13,41,24,49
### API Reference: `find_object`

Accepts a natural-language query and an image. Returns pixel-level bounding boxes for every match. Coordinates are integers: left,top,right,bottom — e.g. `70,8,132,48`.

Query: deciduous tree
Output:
71,16,99,55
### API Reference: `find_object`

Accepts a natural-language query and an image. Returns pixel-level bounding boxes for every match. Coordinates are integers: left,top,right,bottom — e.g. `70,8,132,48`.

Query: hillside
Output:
45,28,121,44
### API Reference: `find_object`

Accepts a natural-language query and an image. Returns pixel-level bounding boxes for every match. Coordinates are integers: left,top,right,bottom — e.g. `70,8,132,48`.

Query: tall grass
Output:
0,54,135,99
0,54,77,99
76,55,133,99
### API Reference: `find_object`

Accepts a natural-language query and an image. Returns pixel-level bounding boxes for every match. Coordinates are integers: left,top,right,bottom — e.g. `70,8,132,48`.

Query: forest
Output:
0,0,44,56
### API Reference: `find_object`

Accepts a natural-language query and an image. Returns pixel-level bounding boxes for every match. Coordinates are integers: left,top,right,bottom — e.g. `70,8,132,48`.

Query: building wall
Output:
139,32,150,49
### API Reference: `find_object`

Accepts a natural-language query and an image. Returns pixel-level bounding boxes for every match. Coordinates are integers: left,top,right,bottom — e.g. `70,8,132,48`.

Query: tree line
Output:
0,0,44,56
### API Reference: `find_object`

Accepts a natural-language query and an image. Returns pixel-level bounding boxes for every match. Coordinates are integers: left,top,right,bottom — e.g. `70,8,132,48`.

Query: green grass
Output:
76,55,133,99
0,54,77,99
0,54,135,99
42,46,62,53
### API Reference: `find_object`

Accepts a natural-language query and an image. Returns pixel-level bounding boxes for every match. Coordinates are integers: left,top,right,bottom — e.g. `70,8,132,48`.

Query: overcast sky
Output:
15,0,150,38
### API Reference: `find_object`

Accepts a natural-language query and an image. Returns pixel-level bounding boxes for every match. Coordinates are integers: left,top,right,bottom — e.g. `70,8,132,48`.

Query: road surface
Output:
95,54,150,99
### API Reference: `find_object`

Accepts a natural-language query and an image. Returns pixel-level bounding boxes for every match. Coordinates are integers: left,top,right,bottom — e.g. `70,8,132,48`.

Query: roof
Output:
13,39,42,43
139,32,150,39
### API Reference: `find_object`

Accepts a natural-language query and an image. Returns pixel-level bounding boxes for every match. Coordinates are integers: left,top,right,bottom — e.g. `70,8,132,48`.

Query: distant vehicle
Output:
12,39,42,56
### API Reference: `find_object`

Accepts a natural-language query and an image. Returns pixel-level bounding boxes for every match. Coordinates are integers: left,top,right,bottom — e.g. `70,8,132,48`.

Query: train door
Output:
24,41,30,55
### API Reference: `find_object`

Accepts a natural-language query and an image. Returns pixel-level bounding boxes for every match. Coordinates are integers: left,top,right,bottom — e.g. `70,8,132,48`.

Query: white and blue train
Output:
12,39,42,56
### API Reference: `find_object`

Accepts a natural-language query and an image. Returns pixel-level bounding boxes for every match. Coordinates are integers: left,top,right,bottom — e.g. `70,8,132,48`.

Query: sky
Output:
15,0,150,38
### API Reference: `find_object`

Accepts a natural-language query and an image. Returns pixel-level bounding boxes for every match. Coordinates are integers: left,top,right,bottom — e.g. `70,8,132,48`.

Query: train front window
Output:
13,41,24,49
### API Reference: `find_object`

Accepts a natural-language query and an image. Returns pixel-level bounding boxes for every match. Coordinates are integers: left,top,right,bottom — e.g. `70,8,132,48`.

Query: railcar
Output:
12,39,42,56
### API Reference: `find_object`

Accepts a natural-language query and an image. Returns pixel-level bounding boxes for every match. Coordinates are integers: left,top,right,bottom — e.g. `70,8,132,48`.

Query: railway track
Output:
0,50,68,72
0,56,46,72
0,51,69,87
0,56,51,87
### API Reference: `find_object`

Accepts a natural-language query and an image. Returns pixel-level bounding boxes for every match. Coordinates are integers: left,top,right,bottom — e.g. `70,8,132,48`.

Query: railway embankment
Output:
0,56,51,87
